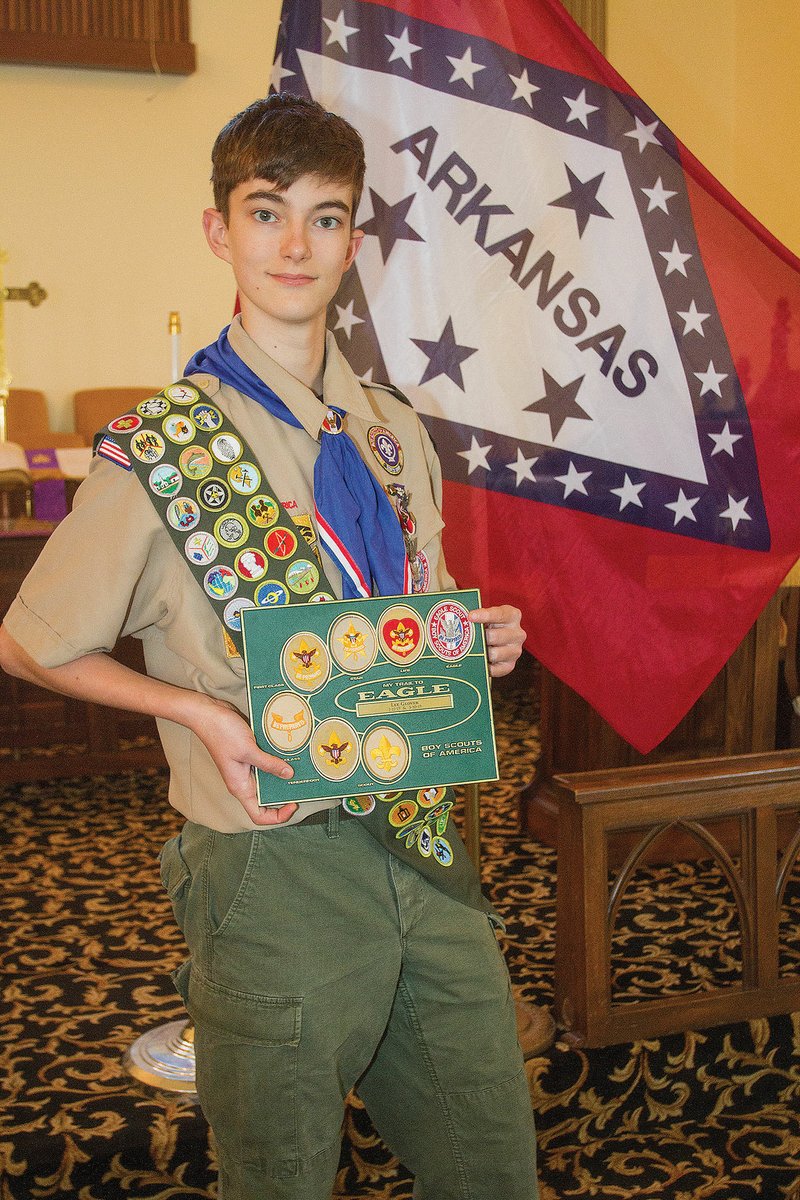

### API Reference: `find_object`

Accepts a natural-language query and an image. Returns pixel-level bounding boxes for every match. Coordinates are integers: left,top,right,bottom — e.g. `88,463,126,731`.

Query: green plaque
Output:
241,589,498,806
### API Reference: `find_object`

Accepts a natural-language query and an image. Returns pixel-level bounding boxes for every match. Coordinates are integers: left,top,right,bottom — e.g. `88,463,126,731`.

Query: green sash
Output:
96,379,494,918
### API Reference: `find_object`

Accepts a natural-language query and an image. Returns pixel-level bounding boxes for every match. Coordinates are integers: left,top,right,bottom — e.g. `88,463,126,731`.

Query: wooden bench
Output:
553,752,800,1046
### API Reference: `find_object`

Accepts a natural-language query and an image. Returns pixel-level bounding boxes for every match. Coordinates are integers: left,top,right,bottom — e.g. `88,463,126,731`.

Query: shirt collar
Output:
227,316,374,439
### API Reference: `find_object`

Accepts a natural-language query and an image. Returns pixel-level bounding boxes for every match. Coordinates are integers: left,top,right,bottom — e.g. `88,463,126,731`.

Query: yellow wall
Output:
607,0,800,257
2,1,798,430
1,0,282,429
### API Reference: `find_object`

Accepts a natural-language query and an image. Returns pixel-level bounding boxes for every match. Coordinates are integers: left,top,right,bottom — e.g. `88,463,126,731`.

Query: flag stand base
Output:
123,1018,198,1096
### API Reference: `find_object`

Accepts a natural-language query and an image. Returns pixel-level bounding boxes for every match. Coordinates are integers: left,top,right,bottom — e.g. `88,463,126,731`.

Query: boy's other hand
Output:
192,696,298,826
468,605,526,679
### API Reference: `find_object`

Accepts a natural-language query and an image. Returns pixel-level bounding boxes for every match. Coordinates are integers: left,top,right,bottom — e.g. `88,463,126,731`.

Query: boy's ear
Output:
203,208,232,263
344,228,364,272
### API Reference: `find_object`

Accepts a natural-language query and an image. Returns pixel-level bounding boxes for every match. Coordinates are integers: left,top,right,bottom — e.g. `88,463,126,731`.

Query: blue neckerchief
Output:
185,327,409,599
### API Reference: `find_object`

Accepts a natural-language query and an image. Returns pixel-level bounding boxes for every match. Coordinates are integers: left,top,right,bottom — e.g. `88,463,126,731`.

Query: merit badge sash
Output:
95,380,493,917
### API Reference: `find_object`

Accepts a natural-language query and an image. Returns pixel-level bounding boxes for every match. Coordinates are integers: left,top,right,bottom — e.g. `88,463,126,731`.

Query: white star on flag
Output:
508,67,539,107
708,421,743,456
695,361,728,397
660,240,692,276
641,177,677,214
719,494,751,530
323,9,359,50
610,473,646,510
270,52,295,91
564,87,598,128
458,435,492,474
386,26,421,70
665,488,700,525
333,300,364,338
555,461,591,497
446,45,485,88
677,300,710,336
625,116,661,153
506,449,538,486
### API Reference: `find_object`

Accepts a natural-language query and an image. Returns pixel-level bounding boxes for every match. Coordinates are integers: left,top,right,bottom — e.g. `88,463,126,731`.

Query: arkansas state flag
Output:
271,0,800,752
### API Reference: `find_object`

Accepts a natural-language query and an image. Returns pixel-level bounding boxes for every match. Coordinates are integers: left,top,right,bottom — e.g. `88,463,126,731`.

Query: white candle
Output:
169,311,182,382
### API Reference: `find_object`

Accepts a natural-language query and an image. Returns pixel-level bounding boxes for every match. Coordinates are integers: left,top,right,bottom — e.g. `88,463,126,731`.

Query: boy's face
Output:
203,174,363,342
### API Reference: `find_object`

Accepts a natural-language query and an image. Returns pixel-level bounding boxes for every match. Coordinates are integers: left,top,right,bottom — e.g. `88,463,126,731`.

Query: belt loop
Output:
326,805,341,839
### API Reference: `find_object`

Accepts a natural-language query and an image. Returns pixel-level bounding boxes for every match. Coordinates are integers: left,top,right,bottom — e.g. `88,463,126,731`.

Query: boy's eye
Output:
254,209,277,223
316,215,342,229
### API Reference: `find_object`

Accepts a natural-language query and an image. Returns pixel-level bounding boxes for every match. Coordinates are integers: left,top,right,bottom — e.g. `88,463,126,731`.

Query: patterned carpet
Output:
2,655,800,1199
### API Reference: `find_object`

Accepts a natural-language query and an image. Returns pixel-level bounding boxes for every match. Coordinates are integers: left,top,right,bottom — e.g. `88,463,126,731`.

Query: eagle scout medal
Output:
368,425,404,475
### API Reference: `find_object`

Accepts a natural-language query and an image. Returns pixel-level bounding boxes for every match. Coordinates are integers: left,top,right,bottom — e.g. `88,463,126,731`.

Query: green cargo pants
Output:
160,810,539,1200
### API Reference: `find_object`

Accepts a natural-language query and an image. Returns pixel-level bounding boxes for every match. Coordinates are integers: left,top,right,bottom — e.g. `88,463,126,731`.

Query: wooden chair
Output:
7,389,85,449
73,388,159,445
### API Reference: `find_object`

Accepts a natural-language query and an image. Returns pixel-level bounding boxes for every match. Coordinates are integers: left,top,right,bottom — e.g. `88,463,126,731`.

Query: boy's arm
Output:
0,626,297,826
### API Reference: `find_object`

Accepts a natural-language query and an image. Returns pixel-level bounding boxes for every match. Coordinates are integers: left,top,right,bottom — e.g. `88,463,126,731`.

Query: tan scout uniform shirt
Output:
6,318,456,832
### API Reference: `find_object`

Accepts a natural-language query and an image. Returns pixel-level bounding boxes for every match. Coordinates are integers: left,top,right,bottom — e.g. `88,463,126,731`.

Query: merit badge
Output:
285,558,320,596
162,414,195,444
224,597,255,632
214,514,249,549
109,414,142,434
179,445,213,480
265,526,298,560
342,794,376,816
197,478,230,510
185,531,218,566
281,632,329,693
321,408,343,434
204,565,238,601
418,786,447,808
363,724,410,783
137,396,170,419
426,600,474,661
263,691,313,754
209,432,243,464
164,383,198,405
235,548,268,581
190,402,223,431
368,426,404,475
431,836,454,868
166,497,201,531
292,513,321,562
410,550,430,594
308,592,334,603
149,463,182,498
418,826,433,858
375,791,402,803
329,613,378,673
388,798,418,828
311,718,359,781
378,604,424,666
228,461,261,495
255,580,290,606
246,494,280,529
130,429,166,464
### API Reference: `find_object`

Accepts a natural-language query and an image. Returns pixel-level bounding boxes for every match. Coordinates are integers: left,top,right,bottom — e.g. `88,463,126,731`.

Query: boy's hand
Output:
469,605,526,679
192,696,298,826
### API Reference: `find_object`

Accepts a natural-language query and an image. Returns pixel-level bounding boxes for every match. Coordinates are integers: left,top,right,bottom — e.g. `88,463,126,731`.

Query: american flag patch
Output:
95,436,132,471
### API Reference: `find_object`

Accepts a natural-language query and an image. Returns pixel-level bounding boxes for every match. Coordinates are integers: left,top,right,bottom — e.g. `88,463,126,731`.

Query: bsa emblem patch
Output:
197,478,230,510
329,613,378,673
321,409,343,434
427,600,474,662
149,464,182,498
166,497,201,531
282,632,329,693
164,383,198,405
255,580,290,606
342,794,376,816
204,565,238,600
265,526,299,560
185,531,218,565
363,724,410,782
285,558,320,595
214,514,249,549
228,462,261,495
247,494,280,528
131,430,165,464
179,445,213,480
162,414,195,444
378,604,424,666
190,402,223,431
263,691,313,754
209,432,243,464
109,414,142,434
224,597,255,632
137,397,170,419
368,426,404,475
235,548,268,581
311,717,359,780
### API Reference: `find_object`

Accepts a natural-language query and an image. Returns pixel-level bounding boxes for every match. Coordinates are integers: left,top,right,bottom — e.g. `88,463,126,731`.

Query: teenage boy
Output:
0,95,539,1199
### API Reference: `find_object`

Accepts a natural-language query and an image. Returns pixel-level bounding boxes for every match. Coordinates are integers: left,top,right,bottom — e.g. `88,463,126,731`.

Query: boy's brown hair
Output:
211,93,366,223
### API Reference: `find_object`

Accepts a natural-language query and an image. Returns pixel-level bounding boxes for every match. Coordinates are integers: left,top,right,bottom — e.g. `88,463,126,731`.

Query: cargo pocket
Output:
159,833,191,934
187,969,304,1175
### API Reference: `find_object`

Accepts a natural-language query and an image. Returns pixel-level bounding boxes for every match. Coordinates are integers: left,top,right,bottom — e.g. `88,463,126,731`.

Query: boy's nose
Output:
281,224,311,261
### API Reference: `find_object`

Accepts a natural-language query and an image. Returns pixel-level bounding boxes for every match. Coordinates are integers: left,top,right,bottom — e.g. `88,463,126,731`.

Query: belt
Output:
296,803,357,826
